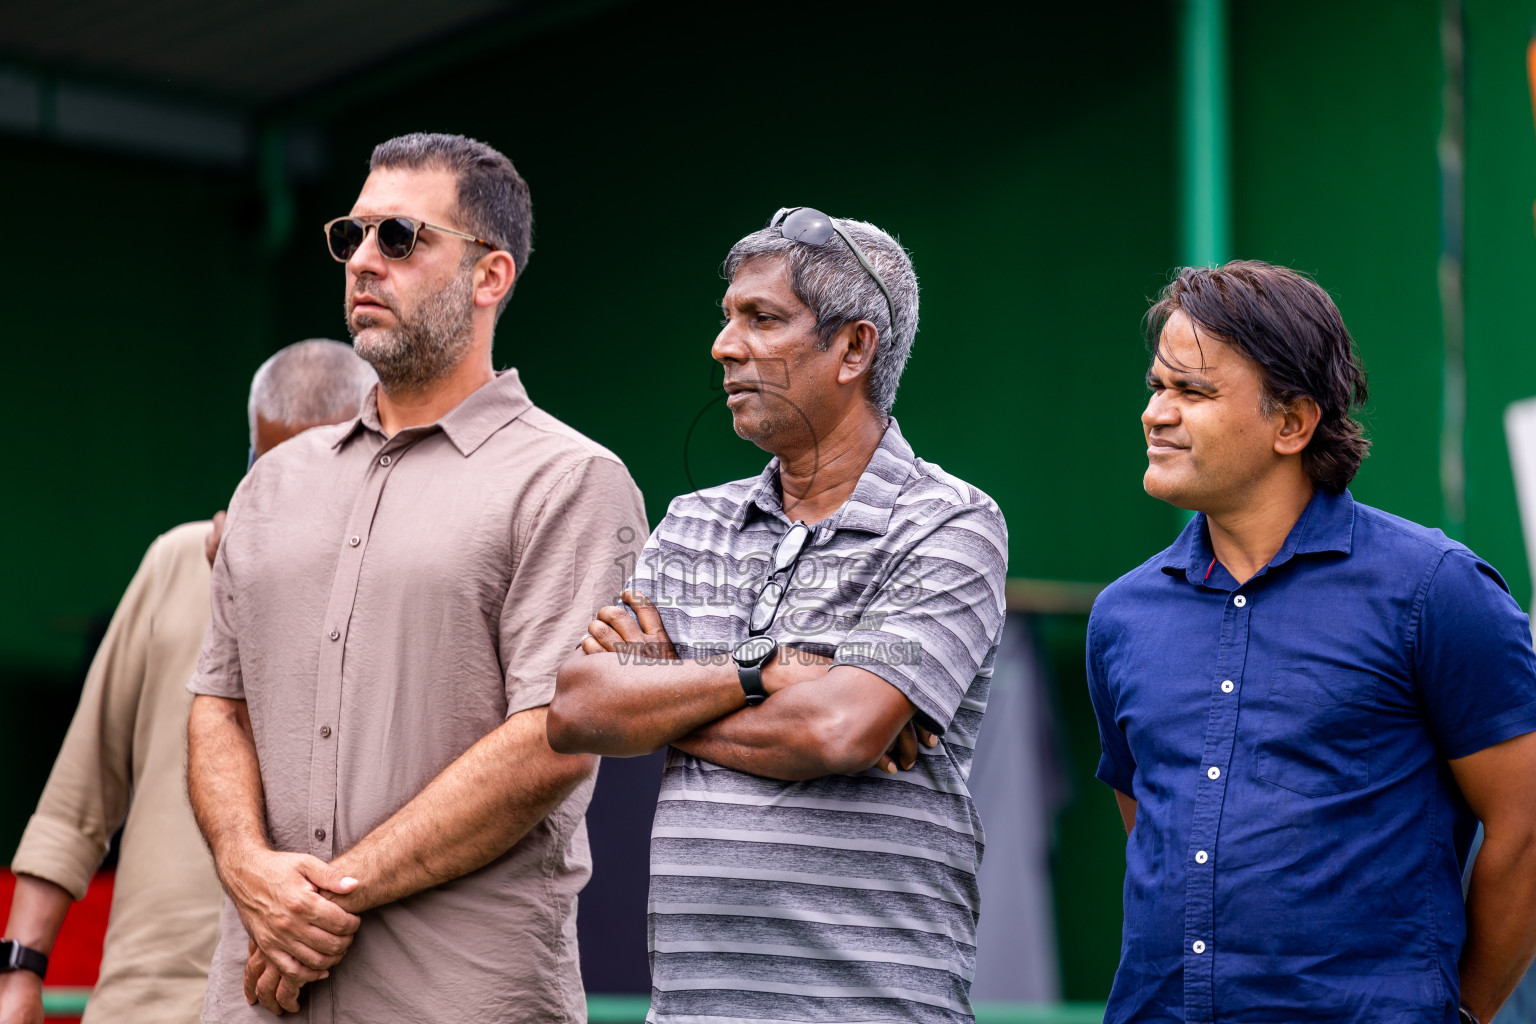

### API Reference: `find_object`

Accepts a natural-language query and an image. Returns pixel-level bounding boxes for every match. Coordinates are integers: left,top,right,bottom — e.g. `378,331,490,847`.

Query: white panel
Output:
1503,396,1536,604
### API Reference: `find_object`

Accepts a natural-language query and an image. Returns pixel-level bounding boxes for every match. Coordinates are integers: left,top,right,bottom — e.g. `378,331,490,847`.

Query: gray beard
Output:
347,270,475,394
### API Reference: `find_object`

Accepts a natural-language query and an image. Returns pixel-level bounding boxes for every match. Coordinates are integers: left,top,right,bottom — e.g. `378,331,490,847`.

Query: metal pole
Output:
1179,0,1231,268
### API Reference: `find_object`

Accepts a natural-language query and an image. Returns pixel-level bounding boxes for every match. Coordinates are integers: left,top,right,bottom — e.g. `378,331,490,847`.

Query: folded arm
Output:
549,591,828,756
549,592,927,776
673,664,920,780
548,645,756,757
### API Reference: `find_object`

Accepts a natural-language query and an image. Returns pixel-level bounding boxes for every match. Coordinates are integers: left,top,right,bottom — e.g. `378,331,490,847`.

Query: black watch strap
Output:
1459,1006,1480,1024
733,637,775,706
0,939,47,978
738,662,769,706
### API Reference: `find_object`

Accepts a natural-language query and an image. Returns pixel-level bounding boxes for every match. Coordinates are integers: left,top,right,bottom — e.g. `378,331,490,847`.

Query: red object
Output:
0,868,114,1021
1528,32,1536,235
1527,30,1536,139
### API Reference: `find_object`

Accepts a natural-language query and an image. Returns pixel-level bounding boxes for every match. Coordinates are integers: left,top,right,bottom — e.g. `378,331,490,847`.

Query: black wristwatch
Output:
1458,1006,1480,1024
732,636,777,706
0,939,47,979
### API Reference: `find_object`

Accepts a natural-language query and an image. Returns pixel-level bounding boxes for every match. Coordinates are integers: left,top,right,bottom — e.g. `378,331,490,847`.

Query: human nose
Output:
1142,389,1178,431
712,315,752,368
347,223,388,277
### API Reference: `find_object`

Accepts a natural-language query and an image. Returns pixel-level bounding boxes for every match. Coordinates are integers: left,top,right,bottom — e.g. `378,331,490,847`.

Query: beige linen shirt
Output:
188,370,646,1024
12,521,224,1024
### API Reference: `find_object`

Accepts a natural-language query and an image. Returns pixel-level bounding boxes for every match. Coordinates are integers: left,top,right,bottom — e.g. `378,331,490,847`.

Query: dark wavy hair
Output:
1144,260,1370,493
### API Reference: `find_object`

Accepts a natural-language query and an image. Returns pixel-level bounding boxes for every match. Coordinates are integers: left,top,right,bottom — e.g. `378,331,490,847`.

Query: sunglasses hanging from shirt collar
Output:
324,215,496,263
748,521,813,635
767,207,898,337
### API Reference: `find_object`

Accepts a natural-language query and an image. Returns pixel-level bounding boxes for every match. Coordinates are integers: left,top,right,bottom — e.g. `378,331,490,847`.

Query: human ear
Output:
473,251,517,310
1274,395,1321,456
837,321,880,386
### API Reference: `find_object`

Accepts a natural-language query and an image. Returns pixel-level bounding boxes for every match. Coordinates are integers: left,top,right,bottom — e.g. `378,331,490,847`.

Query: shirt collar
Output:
733,418,915,536
1161,487,1357,581
331,369,533,456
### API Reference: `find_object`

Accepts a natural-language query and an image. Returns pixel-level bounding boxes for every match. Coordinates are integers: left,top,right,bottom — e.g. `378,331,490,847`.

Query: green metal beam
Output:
40,987,90,1016
1178,0,1231,268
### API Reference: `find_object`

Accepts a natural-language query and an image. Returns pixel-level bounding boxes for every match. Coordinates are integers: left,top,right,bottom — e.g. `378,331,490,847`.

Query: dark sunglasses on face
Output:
768,206,898,336
323,215,496,263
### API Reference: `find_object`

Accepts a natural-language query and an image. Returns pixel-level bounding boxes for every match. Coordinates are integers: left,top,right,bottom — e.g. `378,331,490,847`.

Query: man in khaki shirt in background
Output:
186,133,646,1023
0,339,377,1024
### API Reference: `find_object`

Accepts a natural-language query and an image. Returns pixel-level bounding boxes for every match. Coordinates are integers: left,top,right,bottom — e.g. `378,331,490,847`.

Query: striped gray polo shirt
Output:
628,419,1008,1024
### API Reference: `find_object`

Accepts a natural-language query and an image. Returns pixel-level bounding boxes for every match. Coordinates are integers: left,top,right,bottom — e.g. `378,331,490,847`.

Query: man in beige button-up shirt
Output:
0,340,375,1024
187,133,646,1023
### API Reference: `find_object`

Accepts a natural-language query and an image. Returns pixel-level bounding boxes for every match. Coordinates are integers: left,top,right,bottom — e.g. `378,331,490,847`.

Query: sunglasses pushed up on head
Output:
324,215,496,263
767,207,898,335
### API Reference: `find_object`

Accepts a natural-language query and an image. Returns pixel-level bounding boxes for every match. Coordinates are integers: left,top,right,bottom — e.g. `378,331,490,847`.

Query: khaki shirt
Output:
12,522,223,1024
189,370,646,1024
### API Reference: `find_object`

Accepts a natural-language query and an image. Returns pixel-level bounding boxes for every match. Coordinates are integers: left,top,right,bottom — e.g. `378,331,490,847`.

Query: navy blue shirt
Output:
1088,489,1536,1024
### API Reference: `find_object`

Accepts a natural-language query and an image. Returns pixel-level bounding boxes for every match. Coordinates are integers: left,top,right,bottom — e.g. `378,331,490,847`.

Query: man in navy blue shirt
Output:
1088,260,1536,1024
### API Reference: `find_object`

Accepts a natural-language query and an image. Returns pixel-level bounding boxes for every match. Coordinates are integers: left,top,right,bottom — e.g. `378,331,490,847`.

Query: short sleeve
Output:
1086,611,1136,795
623,502,669,599
832,505,1008,735
623,498,700,652
1415,548,1536,759
501,456,648,717
188,493,246,700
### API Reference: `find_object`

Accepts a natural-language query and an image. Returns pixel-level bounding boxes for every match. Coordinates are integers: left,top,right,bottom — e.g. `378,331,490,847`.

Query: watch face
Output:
734,635,776,666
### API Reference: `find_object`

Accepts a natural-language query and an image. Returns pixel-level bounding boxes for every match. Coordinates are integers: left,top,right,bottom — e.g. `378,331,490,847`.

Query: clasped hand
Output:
224,846,361,1015
585,591,936,772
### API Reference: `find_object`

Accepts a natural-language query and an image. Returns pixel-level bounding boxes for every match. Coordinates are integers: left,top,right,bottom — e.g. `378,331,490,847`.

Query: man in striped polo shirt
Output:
550,208,1008,1023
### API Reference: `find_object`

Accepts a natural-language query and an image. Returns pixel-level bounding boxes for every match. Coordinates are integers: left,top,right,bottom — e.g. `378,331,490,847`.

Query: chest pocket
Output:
1255,669,1376,796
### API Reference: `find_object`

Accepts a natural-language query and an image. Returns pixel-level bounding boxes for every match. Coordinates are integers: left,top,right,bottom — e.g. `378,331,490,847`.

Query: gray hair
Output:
370,132,532,319
722,216,919,413
248,339,377,445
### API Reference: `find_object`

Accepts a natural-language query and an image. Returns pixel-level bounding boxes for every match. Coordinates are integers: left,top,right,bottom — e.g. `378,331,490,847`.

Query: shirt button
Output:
1221,680,1235,693
1233,594,1247,607
1195,850,1209,864
380,454,392,467
314,828,327,842
1207,766,1221,780
329,627,340,641
320,725,332,738
349,536,361,547
1192,940,1207,954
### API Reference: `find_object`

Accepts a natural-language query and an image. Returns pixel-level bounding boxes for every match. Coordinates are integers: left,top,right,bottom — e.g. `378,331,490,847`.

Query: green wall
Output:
1462,0,1536,601
1228,0,1536,607
10,0,1536,1004
0,143,270,672
1230,0,1445,534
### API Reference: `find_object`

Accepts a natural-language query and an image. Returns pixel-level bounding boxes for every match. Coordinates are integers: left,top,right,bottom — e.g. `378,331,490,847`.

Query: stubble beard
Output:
731,406,779,450
347,270,476,395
